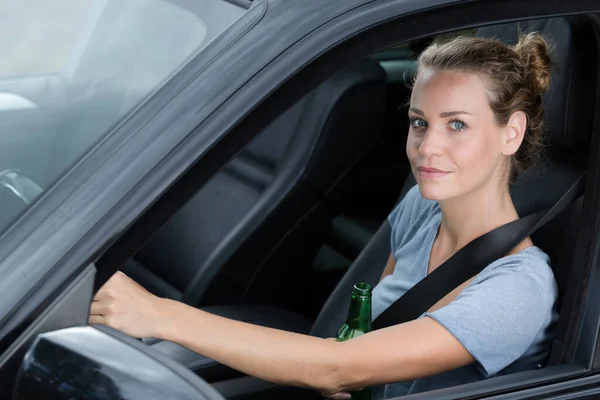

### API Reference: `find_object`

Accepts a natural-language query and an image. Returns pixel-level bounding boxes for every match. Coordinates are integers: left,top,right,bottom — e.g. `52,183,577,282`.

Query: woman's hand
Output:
89,271,167,338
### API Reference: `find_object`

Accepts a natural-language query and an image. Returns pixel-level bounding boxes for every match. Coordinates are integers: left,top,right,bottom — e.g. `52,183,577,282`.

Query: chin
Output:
416,181,452,202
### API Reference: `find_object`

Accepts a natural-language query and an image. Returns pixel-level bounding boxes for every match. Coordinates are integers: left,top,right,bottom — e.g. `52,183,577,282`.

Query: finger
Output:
89,300,110,316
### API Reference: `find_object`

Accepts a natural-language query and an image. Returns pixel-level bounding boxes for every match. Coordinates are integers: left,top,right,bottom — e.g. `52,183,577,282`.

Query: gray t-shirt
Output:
372,185,558,398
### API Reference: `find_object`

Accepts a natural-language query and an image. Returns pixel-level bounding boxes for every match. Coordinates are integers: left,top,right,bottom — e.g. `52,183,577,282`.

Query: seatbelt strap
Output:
372,173,586,330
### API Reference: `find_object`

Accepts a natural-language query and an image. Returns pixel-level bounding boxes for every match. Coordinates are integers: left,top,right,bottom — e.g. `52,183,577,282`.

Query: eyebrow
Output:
440,110,473,118
409,108,472,118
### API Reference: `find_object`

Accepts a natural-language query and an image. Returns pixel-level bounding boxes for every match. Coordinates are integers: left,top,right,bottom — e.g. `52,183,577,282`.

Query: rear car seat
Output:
123,59,387,312
151,16,597,389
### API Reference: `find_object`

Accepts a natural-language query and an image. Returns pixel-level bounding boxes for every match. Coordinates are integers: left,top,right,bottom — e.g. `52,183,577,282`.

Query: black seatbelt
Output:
372,173,587,330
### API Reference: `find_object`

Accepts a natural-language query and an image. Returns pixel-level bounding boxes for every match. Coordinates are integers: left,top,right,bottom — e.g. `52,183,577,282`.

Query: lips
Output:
417,166,450,179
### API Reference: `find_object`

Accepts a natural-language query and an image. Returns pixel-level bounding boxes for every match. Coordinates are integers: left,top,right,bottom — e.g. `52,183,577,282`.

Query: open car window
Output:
0,0,245,236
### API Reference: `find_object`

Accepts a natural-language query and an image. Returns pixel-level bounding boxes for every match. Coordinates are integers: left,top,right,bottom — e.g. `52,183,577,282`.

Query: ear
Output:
501,111,527,156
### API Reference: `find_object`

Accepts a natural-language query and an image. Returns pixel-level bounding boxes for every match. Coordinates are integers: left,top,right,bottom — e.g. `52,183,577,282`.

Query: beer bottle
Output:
336,282,372,400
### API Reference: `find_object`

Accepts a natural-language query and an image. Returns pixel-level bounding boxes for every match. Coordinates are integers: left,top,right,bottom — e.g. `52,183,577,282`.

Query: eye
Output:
449,119,468,131
410,118,428,129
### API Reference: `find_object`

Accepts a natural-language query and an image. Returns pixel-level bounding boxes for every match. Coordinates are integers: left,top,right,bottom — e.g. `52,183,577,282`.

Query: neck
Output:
436,183,519,253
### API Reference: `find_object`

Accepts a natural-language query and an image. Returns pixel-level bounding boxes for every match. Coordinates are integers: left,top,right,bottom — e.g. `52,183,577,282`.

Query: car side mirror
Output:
12,325,225,400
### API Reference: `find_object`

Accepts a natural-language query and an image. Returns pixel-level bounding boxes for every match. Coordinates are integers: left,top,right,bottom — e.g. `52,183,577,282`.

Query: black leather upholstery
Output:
124,59,387,308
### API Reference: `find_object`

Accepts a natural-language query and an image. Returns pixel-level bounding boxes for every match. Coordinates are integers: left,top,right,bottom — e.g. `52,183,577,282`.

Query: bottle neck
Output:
345,283,372,332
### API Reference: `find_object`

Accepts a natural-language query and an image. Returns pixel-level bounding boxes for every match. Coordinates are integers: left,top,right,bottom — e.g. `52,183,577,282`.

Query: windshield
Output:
0,0,245,233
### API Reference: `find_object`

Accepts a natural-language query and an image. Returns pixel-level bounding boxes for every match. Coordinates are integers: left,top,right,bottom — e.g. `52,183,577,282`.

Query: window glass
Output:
0,1,94,77
0,0,245,234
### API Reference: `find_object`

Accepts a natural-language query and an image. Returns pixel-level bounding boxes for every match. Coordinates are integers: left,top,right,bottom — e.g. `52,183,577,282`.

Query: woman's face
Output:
406,68,509,201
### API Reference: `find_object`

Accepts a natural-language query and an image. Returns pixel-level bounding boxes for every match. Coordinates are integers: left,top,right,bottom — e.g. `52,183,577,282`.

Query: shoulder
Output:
453,246,558,331
474,246,555,299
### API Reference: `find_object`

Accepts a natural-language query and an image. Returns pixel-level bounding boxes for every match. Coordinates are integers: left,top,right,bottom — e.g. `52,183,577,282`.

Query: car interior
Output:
110,13,598,400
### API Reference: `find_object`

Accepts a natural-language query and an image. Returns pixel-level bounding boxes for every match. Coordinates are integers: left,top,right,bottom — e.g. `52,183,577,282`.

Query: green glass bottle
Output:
336,282,372,400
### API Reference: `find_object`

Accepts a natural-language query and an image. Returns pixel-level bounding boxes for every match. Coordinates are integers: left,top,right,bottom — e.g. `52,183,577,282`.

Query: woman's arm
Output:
90,272,474,395
158,299,473,393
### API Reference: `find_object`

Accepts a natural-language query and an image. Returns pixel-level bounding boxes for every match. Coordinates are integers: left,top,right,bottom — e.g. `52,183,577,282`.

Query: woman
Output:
90,32,555,398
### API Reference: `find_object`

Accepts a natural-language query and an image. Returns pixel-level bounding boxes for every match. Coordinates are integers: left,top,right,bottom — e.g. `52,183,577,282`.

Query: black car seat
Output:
123,59,387,312
153,15,598,395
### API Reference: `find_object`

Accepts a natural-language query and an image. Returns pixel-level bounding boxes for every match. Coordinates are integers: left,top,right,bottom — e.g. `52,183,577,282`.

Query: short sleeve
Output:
423,254,557,376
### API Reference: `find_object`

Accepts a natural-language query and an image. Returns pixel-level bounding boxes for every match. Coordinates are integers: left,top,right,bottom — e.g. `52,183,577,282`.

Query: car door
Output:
0,0,599,399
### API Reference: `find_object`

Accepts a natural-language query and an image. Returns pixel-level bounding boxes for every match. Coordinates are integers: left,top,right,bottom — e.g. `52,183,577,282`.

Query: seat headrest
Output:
477,17,596,154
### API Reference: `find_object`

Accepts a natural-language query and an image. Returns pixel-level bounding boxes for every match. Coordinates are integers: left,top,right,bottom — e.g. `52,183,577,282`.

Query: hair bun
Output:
514,32,552,94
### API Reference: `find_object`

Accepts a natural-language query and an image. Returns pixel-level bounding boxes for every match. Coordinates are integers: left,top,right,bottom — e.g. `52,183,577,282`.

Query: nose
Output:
417,125,445,158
